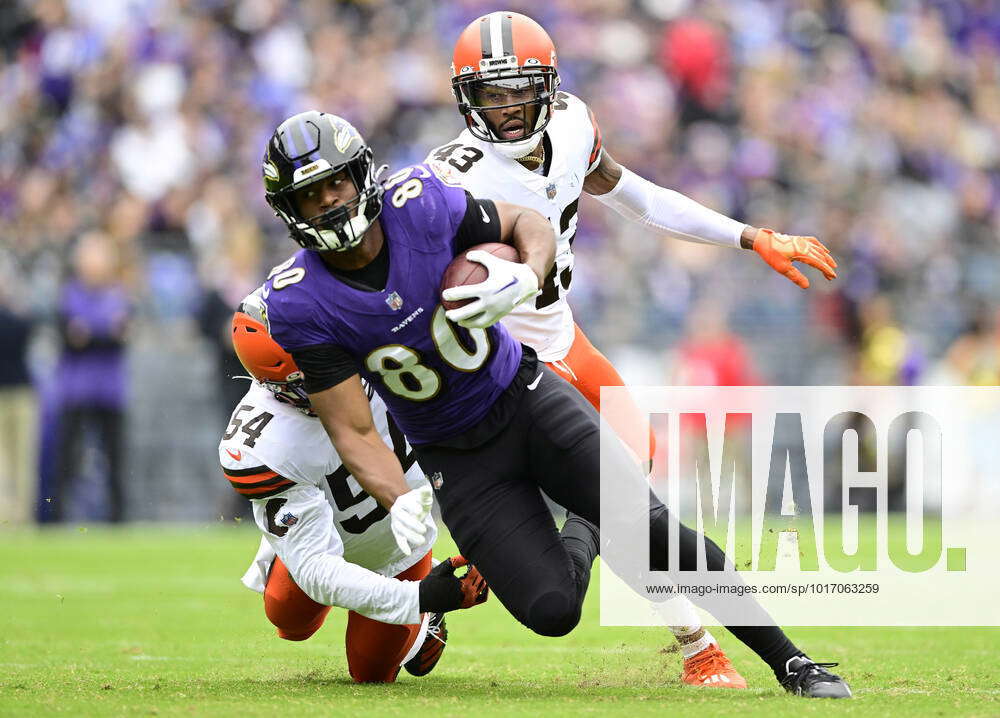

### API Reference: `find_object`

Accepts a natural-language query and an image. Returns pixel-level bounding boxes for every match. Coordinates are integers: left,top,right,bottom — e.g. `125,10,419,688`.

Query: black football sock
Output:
561,513,600,603
725,626,802,678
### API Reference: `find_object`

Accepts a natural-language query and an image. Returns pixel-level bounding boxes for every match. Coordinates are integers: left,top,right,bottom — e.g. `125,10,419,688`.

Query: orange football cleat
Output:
681,644,748,689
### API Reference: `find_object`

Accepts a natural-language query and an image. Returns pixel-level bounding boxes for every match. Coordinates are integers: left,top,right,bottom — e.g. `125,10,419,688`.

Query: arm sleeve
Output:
592,166,746,249
251,483,421,625
452,191,501,254
292,344,360,394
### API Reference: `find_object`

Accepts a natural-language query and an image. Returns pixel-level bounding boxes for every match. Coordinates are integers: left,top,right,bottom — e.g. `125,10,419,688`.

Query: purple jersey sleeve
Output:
261,251,336,352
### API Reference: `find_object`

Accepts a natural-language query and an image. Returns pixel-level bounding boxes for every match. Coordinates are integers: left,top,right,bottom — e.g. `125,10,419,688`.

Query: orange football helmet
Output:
451,12,560,154
232,290,311,411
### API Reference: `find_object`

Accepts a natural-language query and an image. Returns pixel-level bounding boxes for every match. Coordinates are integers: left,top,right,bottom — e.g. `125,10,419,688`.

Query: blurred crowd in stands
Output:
1,0,998,521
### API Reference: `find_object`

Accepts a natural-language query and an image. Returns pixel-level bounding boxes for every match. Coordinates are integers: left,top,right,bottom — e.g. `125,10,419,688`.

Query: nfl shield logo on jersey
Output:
428,471,444,490
385,291,404,311
279,512,298,527
545,182,557,200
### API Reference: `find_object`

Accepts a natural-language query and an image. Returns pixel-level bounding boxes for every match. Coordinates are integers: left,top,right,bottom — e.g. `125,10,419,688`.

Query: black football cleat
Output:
780,657,852,698
404,612,448,677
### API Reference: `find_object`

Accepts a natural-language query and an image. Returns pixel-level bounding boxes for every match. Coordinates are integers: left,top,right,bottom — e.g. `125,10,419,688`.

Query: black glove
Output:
418,556,489,613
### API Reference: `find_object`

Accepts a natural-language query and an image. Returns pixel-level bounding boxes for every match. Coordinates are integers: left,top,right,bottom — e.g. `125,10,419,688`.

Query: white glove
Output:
388,485,433,556
443,250,540,329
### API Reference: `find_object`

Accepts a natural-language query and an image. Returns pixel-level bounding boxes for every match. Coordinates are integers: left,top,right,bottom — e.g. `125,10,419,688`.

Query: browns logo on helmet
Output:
451,12,560,160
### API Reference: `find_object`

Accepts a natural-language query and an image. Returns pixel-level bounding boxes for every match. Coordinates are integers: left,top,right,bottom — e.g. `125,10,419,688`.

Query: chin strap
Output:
491,130,543,161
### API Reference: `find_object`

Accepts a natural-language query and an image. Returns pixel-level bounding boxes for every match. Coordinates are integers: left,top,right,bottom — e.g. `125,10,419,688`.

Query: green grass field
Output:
2,525,997,717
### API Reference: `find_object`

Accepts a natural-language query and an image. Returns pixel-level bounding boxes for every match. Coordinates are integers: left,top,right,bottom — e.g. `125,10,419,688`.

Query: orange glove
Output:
449,555,490,609
418,555,489,612
752,228,837,289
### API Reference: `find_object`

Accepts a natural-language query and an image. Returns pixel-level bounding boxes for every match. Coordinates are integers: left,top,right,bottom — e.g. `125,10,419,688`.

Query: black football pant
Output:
414,365,801,673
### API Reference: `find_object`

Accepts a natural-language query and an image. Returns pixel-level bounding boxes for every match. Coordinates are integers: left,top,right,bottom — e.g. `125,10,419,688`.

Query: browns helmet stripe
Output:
479,16,491,59
489,13,502,58
500,14,513,56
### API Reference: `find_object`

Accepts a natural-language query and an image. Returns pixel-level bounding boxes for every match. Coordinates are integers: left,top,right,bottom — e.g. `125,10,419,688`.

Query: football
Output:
440,242,521,310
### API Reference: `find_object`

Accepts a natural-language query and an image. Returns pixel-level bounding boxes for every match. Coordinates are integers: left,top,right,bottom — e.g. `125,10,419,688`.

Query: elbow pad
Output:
592,167,744,248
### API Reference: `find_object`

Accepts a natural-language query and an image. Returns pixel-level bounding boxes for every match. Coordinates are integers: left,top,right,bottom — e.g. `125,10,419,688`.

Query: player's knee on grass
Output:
346,620,418,683
348,637,408,683
265,602,330,641
263,559,331,641
349,662,401,683
525,589,582,637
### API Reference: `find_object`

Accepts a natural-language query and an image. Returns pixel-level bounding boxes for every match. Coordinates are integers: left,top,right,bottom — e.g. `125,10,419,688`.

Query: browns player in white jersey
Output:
427,12,838,690
220,289,487,682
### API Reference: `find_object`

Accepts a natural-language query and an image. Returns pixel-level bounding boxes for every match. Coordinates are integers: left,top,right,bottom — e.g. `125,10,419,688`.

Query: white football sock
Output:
657,597,716,658
398,612,431,666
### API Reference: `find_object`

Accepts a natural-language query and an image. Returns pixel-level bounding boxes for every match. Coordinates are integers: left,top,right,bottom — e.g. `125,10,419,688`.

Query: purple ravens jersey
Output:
263,164,522,444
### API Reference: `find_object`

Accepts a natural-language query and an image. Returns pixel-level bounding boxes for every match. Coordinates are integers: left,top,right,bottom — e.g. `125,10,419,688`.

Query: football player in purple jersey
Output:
258,111,851,699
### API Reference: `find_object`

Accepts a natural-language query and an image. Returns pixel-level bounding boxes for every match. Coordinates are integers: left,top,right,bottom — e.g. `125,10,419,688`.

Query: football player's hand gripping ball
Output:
389,485,433,557
752,228,837,289
418,556,490,613
442,250,540,329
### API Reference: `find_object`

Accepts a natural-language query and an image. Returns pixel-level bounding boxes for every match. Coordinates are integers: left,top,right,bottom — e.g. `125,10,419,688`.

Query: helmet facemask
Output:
261,373,313,413
453,65,559,159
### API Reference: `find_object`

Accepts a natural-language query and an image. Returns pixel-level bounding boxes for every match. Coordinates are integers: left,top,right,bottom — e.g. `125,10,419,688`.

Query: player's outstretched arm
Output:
584,148,745,248
308,374,431,555
249,482,423,623
242,482,487,623
584,148,836,288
